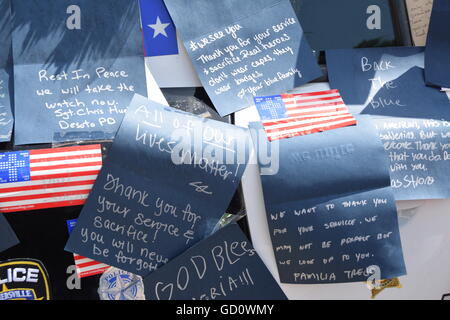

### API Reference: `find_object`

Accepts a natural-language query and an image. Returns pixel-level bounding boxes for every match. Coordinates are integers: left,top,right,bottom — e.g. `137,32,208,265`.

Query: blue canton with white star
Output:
139,0,179,57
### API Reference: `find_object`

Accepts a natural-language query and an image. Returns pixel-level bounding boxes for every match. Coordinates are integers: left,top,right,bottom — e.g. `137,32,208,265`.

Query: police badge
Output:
0,259,51,300
98,267,145,300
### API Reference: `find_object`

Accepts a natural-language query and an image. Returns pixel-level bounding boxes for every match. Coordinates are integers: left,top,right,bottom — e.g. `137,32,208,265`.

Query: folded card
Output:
65,94,250,276
12,0,151,145
0,0,13,143
163,0,322,116
249,116,406,284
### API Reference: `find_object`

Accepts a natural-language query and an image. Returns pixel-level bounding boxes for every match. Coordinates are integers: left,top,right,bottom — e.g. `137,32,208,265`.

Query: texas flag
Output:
139,0,179,57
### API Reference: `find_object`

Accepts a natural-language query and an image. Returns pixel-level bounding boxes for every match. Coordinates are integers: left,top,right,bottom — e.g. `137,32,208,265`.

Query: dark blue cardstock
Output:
425,1,450,88
139,0,178,57
249,116,406,284
12,0,147,145
0,213,19,253
163,0,322,116
139,223,287,300
290,0,396,51
65,94,250,276
327,47,450,200
0,0,14,142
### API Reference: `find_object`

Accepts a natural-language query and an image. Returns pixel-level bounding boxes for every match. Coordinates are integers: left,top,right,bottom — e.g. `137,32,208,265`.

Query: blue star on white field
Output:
148,16,170,38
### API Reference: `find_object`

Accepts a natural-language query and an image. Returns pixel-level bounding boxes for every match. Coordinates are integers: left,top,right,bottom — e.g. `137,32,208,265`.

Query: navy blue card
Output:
249,116,406,284
65,94,250,276
291,0,396,51
139,223,287,300
140,0,179,57
12,0,147,145
0,213,19,253
0,0,13,142
163,0,322,116
425,1,450,88
375,117,450,200
327,47,450,200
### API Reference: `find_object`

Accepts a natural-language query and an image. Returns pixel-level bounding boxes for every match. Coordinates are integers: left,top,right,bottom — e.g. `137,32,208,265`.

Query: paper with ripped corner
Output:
65,94,250,276
0,0,13,142
249,116,406,284
425,1,450,89
0,213,19,253
163,0,322,116
327,47,450,200
12,0,149,145
138,223,287,300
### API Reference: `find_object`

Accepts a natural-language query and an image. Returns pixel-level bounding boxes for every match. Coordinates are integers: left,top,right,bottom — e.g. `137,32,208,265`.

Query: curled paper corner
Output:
370,278,402,299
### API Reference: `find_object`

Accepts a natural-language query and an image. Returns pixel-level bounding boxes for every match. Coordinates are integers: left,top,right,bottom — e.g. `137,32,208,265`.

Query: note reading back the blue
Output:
163,0,322,116
327,47,450,200
65,94,251,276
12,0,147,145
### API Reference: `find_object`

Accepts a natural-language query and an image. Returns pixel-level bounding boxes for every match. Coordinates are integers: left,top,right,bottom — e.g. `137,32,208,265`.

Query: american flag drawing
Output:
67,219,109,278
0,145,102,213
254,90,357,141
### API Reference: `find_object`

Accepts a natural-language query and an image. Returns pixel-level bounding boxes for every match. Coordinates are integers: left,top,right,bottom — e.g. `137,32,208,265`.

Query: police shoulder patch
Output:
0,259,51,300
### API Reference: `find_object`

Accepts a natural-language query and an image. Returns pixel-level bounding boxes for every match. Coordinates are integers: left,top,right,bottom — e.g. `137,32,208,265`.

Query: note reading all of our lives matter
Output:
327,46,450,200
163,0,322,116
0,0,14,142
249,116,406,284
65,94,251,277
11,0,155,145
406,0,433,46
139,223,287,300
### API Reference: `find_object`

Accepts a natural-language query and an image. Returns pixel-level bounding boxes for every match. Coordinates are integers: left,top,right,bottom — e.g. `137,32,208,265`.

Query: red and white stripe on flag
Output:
0,145,102,213
257,90,357,141
73,254,109,278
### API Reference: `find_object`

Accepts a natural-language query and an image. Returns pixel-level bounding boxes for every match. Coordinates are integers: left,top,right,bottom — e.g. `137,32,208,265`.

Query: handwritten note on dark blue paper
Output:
327,47,450,200
139,0,178,57
65,94,250,276
12,0,147,145
139,223,286,300
0,213,18,253
375,117,450,200
249,116,406,284
425,1,450,88
0,0,13,142
163,0,322,116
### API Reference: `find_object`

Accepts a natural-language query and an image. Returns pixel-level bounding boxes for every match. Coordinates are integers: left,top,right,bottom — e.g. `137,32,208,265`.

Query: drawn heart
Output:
155,282,174,300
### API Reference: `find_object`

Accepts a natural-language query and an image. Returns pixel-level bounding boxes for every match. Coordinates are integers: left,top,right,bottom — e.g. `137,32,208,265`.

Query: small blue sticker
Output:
67,219,77,234
254,95,288,121
0,151,30,183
